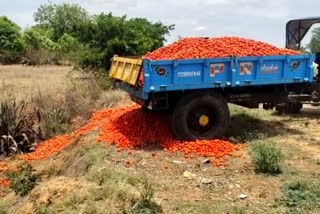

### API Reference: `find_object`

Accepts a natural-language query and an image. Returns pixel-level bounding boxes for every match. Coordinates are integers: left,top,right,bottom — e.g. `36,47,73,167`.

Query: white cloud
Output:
193,26,206,31
205,0,232,6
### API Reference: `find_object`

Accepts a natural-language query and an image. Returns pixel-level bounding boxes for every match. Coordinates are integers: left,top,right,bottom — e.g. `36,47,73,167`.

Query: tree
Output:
308,27,320,53
23,26,56,51
33,3,90,41
0,16,24,52
32,3,174,68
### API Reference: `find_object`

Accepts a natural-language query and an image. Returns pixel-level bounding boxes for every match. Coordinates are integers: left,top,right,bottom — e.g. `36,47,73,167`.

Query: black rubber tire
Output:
171,92,230,141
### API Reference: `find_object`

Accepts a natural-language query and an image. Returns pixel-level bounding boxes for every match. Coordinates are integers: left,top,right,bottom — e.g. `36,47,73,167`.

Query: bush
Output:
31,90,71,139
7,164,38,196
23,27,60,65
0,100,37,155
0,16,24,64
129,179,162,214
41,107,71,139
280,180,320,213
0,16,24,53
250,140,284,174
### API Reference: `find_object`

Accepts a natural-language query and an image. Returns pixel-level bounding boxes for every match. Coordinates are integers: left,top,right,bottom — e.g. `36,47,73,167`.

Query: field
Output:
0,65,319,214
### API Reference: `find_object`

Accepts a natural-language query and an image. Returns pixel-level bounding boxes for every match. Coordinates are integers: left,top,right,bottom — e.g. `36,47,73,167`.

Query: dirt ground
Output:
0,65,319,214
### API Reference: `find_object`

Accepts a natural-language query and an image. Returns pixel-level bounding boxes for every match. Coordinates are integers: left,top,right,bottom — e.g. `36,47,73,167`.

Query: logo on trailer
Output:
210,63,224,77
156,67,167,76
240,63,253,75
260,64,278,74
290,61,300,71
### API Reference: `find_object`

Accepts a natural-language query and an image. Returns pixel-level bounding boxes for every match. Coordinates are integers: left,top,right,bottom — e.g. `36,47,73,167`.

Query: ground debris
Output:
238,194,248,199
198,177,213,184
183,170,197,180
173,160,185,164
201,158,211,164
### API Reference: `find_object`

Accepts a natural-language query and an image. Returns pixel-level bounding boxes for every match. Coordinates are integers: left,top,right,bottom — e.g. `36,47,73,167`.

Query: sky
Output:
1,0,320,47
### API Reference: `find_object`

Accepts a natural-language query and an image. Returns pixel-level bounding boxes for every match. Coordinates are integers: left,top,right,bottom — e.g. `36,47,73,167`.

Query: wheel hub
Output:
198,115,209,126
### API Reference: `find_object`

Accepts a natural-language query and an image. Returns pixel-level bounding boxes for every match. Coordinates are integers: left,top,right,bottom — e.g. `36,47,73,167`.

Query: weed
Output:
279,180,320,213
250,140,284,174
0,196,15,214
129,178,162,214
7,164,38,196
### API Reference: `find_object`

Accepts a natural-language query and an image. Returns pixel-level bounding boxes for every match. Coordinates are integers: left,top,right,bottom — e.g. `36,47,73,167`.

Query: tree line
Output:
1,3,320,68
0,3,174,68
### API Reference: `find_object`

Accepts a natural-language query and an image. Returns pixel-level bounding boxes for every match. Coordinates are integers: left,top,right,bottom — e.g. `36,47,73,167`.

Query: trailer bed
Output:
110,54,315,100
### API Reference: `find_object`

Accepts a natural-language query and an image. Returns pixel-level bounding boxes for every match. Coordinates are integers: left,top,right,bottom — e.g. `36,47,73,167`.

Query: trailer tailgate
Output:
109,56,143,85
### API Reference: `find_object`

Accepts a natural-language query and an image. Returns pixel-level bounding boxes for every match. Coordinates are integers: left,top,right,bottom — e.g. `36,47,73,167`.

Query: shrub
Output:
0,16,24,64
0,16,24,53
23,27,60,65
0,100,37,155
280,180,320,213
250,140,284,174
32,90,71,139
7,164,38,196
41,107,71,139
129,179,162,214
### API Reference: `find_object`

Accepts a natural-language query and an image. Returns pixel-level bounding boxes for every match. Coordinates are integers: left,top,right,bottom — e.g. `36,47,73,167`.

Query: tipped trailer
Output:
109,18,320,141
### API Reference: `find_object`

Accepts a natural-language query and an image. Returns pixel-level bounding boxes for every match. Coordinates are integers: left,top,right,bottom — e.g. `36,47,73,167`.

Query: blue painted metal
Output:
123,54,315,100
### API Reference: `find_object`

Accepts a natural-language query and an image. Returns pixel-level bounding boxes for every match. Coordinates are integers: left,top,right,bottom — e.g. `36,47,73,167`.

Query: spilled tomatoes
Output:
21,105,244,167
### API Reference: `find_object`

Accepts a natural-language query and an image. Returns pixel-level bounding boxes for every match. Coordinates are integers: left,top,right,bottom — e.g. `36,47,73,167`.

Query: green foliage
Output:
250,140,284,174
308,27,320,53
34,3,90,41
0,16,24,53
7,164,38,196
3,3,174,67
280,180,320,213
0,16,24,63
57,33,79,53
23,27,60,65
23,27,57,51
0,196,15,214
32,3,173,68
129,179,162,214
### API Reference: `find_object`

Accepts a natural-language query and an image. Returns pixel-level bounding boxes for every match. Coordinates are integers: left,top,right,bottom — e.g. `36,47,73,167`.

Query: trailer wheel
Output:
171,92,230,141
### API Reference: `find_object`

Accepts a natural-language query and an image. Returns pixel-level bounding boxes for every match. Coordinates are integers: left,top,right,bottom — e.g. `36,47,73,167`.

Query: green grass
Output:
228,104,274,142
176,201,251,214
279,180,320,213
250,140,284,174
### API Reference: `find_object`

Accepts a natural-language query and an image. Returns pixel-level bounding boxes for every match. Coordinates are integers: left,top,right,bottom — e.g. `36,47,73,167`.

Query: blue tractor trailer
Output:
109,18,320,141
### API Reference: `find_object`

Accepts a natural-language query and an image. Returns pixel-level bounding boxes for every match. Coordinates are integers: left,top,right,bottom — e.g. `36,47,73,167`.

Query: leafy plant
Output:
129,179,162,214
250,140,284,174
0,16,24,53
7,164,38,196
280,180,320,213
308,27,320,53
